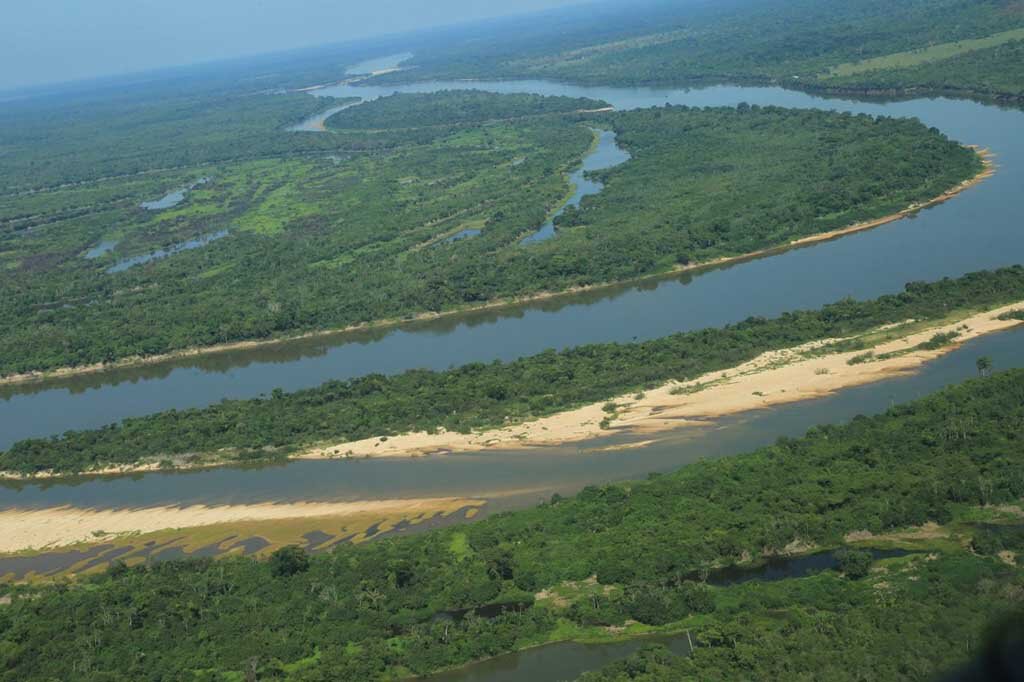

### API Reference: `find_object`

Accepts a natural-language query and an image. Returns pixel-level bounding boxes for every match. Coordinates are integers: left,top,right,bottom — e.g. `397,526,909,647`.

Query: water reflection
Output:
345,52,414,76
3,325,1021,509
3,83,1023,447
422,635,692,682
84,240,119,260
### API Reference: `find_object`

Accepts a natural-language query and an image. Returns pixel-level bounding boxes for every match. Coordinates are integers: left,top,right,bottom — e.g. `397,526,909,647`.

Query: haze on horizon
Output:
1,0,592,92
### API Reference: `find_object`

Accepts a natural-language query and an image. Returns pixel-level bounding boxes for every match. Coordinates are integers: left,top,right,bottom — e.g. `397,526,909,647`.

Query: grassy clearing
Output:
828,28,1024,76
449,531,472,559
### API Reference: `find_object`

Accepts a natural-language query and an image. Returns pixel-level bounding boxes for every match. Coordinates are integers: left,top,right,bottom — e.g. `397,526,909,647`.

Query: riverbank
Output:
10,296,1018,483
0,497,484,554
291,300,1022,460
796,82,1024,106
0,150,994,388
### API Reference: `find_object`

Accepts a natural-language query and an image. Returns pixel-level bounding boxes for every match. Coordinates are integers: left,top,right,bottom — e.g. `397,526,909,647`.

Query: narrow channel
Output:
520,128,631,244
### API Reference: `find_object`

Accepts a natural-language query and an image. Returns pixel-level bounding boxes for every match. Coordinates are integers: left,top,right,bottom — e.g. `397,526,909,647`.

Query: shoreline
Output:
0,497,484,555
290,301,1022,461
0,151,994,388
6,298,1020,483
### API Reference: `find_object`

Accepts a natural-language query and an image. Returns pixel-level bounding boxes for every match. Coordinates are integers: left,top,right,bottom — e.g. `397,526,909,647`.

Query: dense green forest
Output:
0,96,980,377
3,2,1024,680
2,370,1023,680
818,39,1024,101
326,91,606,129
0,91,358,192
5,266,1022,475
377,0,1024,99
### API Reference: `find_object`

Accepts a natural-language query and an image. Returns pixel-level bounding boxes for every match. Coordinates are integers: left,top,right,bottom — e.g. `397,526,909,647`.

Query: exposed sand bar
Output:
0,497,482,554
0,151,993,387
2,308,1018,553
299,301,1024,460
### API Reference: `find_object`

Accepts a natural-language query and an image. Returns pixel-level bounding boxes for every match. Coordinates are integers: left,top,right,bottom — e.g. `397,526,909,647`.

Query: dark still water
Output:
2,83,1023,448
419,548,916,682
3,325,1022,510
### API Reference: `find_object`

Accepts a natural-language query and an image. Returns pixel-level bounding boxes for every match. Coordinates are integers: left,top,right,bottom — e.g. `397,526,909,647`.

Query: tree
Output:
269,545,310,577
834,547,873,579
977,356,993,377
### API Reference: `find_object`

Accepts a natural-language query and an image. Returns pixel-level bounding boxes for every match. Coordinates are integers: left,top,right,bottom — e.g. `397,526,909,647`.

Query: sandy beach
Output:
0,150,993,387
297,301,1023,460
0,497,483,554
2,303,1019,554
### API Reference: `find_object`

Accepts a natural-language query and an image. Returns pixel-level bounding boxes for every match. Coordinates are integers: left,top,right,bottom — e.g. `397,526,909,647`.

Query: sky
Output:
1,0,588,91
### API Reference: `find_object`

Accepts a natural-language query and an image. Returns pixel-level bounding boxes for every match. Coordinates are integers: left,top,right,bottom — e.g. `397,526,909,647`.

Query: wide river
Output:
2,78,1024,681
2,84,1022,449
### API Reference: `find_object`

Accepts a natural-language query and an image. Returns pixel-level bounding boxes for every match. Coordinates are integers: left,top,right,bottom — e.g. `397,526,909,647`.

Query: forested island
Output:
3,2,1024,679
4,266,1022,476
0,92,983,378
2,368,1022,679
325,91,608,129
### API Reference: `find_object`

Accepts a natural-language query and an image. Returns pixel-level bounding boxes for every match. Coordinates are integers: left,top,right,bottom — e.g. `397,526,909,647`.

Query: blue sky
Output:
1,0,588,90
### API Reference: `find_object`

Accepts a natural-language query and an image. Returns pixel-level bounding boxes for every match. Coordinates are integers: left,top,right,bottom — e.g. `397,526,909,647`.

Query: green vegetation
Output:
562,106,979,267
0,90,355,192
326,90,605,129
5,265,1023,475
3,369,1024,680
0,97,980,377
832,546,873,579
3,4,1023,679
827,27,1024,77
574,555,1012,682
380,0,1024,99
0,92,592,374
820,39,1024,100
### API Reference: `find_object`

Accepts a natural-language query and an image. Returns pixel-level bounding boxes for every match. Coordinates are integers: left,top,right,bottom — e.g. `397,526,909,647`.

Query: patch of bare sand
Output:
0,497,481,554
299,302,1024,461
845,522,950,544
994,505,1024,518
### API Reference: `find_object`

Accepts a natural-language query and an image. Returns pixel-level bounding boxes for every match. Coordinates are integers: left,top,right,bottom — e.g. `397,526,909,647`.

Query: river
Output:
4,325,1023,510
520,128,631,244
2,84,1022,448
2,76,1023,682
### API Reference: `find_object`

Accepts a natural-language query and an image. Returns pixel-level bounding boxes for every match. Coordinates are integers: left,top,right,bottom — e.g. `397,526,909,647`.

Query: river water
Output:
4,324,1022,510
1,83,1021,449
2,77,1023,681
520,128,631,244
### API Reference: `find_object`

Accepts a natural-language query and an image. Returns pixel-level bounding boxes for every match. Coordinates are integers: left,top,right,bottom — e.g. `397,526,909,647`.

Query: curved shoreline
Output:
292,301,1022,461
5,298,1020,483
0,151,993,388
0,497,484,555
2,153,995,388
